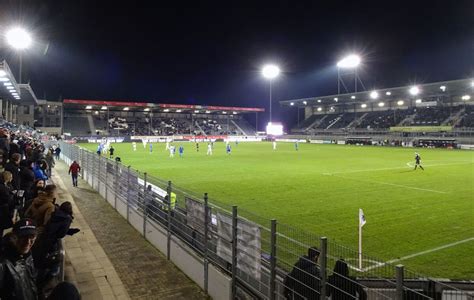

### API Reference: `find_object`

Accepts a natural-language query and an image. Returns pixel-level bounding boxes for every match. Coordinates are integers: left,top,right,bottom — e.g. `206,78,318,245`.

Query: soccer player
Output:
132,142,137,151
169,145,175,158
178,145,184,158
226,143,231,155
273,140,277,150
109,145,115,158
149,143,153,153
414,152,424,170
207,143,213,156
196,142,199,152
165,140,170,151
294,141,299,151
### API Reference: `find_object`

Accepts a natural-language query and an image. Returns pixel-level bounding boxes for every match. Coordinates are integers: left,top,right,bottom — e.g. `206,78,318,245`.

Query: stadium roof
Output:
63,99,265,114
280,78,473,107
0,60,38,105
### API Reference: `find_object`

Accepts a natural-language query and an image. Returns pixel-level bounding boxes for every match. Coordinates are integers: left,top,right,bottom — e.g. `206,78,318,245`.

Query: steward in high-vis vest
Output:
163,192,176,211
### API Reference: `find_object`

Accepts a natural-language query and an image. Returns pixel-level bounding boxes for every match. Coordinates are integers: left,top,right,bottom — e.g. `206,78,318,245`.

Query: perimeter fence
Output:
58,141,473,300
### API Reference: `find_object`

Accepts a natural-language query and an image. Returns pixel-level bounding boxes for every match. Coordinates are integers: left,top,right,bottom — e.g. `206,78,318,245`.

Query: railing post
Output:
396,264,405,300
105,157,108,200
203,193,209,294
166,180,172,260
126,165,131,223
320,237,328,300
98,155,101,192
231,205,238,299
269,219,277,300
114,159,118,208
143,172,148,237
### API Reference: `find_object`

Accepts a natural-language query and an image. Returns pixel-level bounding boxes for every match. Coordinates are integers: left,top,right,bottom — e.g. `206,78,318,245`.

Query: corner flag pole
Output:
359,208,366,270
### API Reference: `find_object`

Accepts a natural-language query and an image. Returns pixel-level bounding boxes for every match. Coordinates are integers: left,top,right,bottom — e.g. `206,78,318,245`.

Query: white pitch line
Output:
363,237,474,272
323,161,472,176
329,174,448,194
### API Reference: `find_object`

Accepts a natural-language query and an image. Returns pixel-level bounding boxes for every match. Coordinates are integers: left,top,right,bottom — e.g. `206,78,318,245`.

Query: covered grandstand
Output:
280,78,474,145
62,99,264,137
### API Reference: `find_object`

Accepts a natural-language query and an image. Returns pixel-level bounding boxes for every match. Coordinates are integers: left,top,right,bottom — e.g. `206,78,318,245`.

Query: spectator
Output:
0,171,14,239
20,160,36,210
33,161,48,183
5,153,22,191
68,161,81,187
47,282,81,300
327,259,367,300
54,146,61,160
45,150,55,177
25,184,57,230
284,247,321,300
0,219,38,300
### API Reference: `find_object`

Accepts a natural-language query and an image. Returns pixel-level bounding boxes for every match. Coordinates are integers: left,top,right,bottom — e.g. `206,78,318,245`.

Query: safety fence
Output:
59,141,473,300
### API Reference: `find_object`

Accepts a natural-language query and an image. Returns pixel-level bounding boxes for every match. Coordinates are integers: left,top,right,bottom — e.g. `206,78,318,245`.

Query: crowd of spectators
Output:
0,127,80,299
410,107,454,126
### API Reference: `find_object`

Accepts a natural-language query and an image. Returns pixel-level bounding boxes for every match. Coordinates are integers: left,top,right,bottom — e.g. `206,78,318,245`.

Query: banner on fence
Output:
185,197,211,234
216,212,261,280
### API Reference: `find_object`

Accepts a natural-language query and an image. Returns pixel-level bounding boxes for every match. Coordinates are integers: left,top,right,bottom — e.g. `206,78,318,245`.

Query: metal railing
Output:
59,141,474,300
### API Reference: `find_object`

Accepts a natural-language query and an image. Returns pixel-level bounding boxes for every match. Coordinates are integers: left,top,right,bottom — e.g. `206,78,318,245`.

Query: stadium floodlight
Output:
261,64,280,123
7,86,14,90
378,102,384,107
317,99,322,103
144,108,150,112
317,107,322,112
0,70,6,77
415,99,422,103
123,107,129,111
370,91,379,99
85,105,92,109
94,111,99,115
397,100,404,106
361,103,367,108
4,82,12,86
9,89,17,93
337,54,361,68
233,111,237,115
334,97,338,101
0,77,10,82
6,28,32,50
101,106,107,110
440,85,446,92
351,95,356,99
386,91,391,96
194,110,199,113
205,110,211,114
409,86,420,95
222,111,227,114
462,95,471,100
290,102,294,106
163,109,170,112
303,101,307,105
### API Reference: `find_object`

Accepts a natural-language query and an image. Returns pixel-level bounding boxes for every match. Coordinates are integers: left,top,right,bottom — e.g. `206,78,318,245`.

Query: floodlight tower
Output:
262,64,280,123
6,27,32,85
337,54,365,94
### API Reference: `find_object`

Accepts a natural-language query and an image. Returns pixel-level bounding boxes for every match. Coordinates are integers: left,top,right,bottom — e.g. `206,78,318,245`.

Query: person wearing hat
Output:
0,218,38,300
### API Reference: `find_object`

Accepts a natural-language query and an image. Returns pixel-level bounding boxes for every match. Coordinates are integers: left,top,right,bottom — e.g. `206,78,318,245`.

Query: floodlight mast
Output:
6,27,32,85
336,54,365,94
261,64,280,123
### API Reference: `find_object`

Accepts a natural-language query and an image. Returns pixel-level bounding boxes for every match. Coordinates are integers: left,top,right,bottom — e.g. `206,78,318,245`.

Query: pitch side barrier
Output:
58,141,474,300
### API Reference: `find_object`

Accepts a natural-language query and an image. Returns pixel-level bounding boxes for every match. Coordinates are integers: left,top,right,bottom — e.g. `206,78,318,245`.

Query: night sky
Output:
0,0,473,127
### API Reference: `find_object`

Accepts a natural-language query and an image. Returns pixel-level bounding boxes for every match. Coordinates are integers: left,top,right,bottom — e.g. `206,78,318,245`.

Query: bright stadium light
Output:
440,85,446,92
462,95,471,100
351,95,356,99
290,102,294,106
337,54,361,68
317,107,322,112
101,106,107,110
222,111,227,114
317,99,322,103
6,28,32,50
386,91,392,96
397,100,404,106
194,110,199,113
205,110,211,114
94,111,99,115
334,97,338,101
0,77,10,82
415,99,422,104
378,102,385,107
361,103,367,108
370,91,379,99
85,105,92,109
233,111,237,115
123,107,129,111
409,86,420,95
7,86,14,90
0,70,6,77
163,109,170,112
144,108,150,112
303,101,307,105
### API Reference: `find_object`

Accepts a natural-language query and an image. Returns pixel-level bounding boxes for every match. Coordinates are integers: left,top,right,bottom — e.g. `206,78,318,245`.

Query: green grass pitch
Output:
82,141,473,279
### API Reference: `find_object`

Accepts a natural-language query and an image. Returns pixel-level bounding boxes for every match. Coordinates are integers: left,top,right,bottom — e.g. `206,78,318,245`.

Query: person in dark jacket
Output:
20,161,37,209
68,161,81,187
5,153,22,191
0,171,15,239
0,218,38,300
284,247,321,300
327,259,367,300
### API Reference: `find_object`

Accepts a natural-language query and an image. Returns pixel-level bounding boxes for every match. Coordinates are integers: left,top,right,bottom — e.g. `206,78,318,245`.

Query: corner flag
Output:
359,209,366,227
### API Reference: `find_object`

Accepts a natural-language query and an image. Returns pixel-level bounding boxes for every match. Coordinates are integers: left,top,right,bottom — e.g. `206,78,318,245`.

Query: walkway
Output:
54,161,208,299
